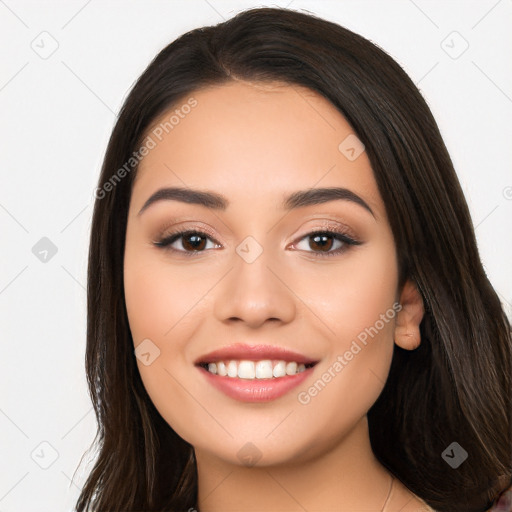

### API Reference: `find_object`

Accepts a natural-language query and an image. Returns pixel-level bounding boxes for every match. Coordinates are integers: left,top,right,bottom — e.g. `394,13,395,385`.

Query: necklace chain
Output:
381,476,394,512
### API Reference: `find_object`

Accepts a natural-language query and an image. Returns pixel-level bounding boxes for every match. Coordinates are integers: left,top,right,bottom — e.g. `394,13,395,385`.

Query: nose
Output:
213,245,297,329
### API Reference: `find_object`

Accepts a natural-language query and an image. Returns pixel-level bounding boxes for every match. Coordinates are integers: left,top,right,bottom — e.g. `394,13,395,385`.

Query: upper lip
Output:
195,343,319,365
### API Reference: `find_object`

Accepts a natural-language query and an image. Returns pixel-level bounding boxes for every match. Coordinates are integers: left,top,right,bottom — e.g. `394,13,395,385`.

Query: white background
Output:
1,1,511,510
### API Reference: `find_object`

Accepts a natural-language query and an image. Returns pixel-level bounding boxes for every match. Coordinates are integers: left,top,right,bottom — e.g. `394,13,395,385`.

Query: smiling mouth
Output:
198,359,317,379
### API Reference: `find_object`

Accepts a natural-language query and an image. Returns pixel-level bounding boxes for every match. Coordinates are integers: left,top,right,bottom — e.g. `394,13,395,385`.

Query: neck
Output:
195,416,393,512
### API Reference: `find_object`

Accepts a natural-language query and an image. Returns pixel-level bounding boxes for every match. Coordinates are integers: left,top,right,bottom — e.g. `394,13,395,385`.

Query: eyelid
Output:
155,221,220,242
154,219,357,244
292,219,359,241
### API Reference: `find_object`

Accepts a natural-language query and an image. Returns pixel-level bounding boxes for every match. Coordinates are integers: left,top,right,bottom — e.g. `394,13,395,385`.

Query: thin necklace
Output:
381,475,394,512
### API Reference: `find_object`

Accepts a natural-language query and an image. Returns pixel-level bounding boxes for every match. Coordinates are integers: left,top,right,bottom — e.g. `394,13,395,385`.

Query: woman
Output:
76,7,512,511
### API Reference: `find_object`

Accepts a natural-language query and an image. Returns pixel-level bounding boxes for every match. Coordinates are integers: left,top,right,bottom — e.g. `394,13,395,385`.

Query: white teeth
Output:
285,362,297,375
255,360,273,379
227,360,238,378
273,361,286,378
217,361,227,376
238,361,255,379
204,359,312,379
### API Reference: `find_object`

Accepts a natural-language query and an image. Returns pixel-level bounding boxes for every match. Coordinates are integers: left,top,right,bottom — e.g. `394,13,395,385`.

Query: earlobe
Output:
394,279,425,350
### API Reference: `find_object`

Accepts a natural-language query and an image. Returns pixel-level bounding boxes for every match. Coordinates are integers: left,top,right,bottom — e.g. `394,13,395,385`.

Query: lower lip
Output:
198,366,314,402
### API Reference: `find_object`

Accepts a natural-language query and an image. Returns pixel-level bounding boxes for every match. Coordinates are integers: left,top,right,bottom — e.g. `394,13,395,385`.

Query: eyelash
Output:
153,227,362,258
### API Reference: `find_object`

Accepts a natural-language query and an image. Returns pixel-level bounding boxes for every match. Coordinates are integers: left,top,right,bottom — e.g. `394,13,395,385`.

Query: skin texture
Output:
123,81,429,511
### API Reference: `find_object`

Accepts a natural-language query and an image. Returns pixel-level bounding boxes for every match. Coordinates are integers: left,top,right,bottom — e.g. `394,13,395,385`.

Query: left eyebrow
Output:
282,187,375,218
137,186,375,218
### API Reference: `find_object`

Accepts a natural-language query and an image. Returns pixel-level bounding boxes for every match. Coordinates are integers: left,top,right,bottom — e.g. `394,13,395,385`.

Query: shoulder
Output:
486,484,512,511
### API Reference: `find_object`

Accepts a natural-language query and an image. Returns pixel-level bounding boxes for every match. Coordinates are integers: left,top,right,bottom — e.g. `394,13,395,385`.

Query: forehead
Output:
132,81,383,216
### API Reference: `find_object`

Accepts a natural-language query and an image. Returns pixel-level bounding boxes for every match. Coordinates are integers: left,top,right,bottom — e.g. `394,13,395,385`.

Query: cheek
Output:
291,240,398,421
293,239,399,354
334,253,398,353
124,249,212,348
124,248,222,442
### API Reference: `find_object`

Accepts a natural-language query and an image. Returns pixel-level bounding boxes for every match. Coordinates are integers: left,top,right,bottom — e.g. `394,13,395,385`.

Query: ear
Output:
394,279,425,350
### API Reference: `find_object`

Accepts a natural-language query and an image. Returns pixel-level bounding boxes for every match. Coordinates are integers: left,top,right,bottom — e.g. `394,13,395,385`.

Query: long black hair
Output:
76,7,512,511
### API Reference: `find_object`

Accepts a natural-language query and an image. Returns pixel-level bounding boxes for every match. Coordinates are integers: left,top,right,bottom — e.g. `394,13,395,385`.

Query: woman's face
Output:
124,81,401,466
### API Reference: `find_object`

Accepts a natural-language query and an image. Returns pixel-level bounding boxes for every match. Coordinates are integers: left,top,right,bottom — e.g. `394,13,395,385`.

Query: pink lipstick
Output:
195,343,318,402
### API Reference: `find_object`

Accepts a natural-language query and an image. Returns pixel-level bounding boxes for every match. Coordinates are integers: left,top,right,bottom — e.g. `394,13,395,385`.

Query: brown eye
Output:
308,233,335,252
154,230,220,254
181,233,207,251
293,230,362,257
